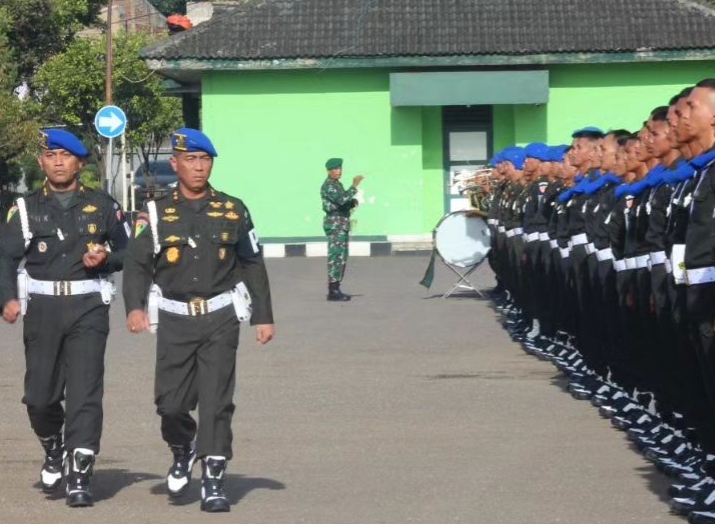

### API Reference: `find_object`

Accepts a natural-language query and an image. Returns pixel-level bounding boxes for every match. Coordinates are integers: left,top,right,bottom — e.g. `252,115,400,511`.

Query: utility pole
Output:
105,0,114,196
105,0,113,105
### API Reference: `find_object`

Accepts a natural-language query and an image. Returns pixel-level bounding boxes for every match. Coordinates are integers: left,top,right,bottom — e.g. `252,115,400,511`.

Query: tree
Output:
2,0,105,89
33,32,182,194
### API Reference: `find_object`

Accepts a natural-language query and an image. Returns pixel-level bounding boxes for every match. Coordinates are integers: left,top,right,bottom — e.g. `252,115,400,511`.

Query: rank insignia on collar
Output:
218,247,227,260
165,207,176,214
210,202,223,209
88,224,97,234
225,211,239,220
207,212,224,218
83,205,98,213
221,232,229,241
166,246,180,264
164,235,181,243
162,215,180,223
225,201,235,210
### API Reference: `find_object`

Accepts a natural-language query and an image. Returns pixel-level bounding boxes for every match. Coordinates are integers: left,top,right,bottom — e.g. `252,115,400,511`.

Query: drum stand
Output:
439,257,486,299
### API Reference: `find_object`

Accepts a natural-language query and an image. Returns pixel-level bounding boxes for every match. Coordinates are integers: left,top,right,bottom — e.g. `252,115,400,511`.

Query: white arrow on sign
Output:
98,111,124,132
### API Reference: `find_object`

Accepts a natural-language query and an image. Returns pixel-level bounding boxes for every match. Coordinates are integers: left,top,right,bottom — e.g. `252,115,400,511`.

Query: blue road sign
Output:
94,105,127,139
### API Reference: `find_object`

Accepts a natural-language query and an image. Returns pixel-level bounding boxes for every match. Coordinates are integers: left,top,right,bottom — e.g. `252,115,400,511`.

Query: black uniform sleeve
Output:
104,200,131,272
236,205,274,325
0,207,26,305
121,209,156,314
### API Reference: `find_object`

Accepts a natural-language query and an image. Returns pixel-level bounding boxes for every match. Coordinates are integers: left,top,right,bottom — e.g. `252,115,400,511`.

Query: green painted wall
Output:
545,61,713,143
198,60,715,243
202,69,441,241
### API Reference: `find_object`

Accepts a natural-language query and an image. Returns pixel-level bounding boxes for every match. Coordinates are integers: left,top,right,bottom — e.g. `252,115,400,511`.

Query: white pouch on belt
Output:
147,283,162,334
99,278,116,305
17,268,28,315
231,282,253,322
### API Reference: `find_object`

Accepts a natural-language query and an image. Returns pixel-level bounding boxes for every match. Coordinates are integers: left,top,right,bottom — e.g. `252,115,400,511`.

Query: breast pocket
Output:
77,213,106,243
157,224,189,265
210,222,239,263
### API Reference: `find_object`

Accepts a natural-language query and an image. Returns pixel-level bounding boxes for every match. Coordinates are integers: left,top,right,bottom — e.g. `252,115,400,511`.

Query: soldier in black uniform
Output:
122,128,275,513
0,129,130,507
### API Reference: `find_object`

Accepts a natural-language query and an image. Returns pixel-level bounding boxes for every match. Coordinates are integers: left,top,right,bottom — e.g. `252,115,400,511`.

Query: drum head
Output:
434,211,491,268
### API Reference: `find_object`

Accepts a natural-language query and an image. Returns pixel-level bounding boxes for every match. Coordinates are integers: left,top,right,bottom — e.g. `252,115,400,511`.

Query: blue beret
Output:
524,142,551,161
40,129,89,158
325,158,343,170
171,128,218,157
548,145,569,162
571,126,605,138
503,147,526,170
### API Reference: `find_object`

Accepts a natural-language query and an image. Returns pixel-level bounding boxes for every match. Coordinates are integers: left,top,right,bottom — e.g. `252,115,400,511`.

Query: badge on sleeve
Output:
134,219,148,238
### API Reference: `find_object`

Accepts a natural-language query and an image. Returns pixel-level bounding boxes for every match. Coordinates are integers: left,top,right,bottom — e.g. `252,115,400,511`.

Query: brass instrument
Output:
449,167,495,217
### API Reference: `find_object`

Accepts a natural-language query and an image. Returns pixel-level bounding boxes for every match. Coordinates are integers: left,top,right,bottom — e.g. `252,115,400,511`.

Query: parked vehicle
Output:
131,160,177,209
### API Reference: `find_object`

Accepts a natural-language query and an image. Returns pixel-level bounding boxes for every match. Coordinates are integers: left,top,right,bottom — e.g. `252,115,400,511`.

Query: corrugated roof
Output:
141,0,715,61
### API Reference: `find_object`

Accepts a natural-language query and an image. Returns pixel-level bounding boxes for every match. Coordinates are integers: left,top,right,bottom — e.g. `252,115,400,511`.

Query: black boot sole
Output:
201,499,231,512
66,492,94,508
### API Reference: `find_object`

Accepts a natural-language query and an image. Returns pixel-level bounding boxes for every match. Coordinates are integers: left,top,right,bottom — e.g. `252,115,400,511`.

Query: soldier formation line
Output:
479,78,715,524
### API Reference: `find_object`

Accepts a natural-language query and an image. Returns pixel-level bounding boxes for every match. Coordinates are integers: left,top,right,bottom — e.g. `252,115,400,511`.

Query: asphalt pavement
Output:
0,256,685,523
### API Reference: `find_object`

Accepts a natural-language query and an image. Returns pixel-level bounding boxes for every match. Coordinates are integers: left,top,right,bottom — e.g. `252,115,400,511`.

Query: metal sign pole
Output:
106,137,113,197
121,133,127,210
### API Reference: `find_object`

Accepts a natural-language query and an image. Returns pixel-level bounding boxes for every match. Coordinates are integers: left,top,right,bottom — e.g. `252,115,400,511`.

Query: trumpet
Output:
451,167,495,194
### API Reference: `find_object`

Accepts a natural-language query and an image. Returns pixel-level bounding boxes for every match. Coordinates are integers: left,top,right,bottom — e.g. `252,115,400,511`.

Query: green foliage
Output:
34,32,182,170
1,0,104,87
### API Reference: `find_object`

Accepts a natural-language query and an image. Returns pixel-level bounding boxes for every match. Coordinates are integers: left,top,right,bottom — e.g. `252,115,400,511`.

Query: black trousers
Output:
686,283,715,454
155,307,240,460
22,294,109,453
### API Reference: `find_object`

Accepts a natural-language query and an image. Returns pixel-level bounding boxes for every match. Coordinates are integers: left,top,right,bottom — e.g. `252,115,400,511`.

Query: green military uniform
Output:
321,158,358,300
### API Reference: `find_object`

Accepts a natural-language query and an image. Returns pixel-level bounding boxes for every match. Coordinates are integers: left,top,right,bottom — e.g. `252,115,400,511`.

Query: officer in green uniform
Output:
122,128,274,513
0,129,130,507
320,158,364,301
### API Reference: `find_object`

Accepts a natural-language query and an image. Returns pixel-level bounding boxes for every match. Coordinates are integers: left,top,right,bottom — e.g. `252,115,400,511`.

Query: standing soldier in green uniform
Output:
320,158,364,301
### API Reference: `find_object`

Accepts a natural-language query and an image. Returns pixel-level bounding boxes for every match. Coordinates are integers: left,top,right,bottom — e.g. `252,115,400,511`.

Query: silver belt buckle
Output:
53,281,71,296
189,298,208,316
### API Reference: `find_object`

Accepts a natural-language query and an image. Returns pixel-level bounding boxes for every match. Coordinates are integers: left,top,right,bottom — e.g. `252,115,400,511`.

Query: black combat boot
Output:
39,433,65,493
327,282,350,301
166,442,197,498
65,448,94,508
200,456,230,513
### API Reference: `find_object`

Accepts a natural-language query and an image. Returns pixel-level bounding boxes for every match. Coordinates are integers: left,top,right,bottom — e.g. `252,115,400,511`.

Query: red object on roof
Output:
167,14,193,32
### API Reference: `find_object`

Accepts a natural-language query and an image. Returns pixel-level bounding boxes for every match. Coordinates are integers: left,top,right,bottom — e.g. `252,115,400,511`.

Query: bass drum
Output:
434,210,491,268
